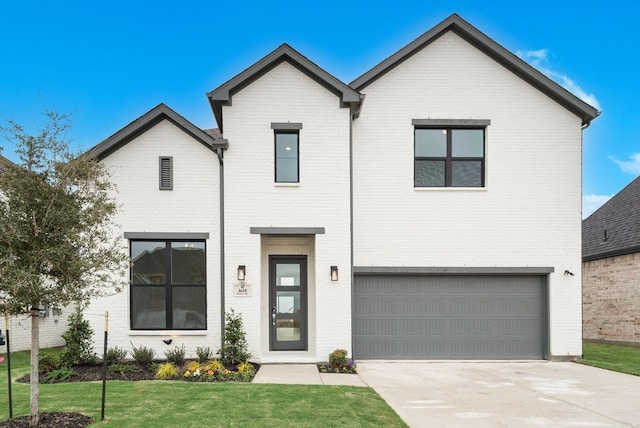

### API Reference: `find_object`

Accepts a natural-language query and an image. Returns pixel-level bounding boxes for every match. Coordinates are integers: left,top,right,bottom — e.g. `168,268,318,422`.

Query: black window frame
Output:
129,239,207,331
274,130,300,183
414,127,486,188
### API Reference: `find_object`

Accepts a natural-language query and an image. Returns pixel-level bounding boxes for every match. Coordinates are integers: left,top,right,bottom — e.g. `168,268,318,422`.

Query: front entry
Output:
269,255,307,350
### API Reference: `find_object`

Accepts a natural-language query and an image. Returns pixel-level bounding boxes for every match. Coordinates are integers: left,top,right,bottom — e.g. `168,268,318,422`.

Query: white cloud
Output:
610,153,640,175
583,194,612,218
517,49,601,111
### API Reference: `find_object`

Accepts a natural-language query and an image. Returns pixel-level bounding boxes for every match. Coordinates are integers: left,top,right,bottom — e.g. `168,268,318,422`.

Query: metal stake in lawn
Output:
4,314,12,419
101,311,108,421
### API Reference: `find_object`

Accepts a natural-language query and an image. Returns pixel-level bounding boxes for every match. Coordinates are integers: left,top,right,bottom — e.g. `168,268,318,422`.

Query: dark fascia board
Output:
353,266,555,275
249,227,325,235
350,14,599,126
88,103,228,161
207,44,361,133
124,232,210,240
582,245,640,263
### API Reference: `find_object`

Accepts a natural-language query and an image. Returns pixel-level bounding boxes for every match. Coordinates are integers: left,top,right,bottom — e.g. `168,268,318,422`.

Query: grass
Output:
579,341,640,376
0,350,406,427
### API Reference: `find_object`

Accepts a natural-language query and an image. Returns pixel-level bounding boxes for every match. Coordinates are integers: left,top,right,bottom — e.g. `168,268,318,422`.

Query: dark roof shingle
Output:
583,175,640,261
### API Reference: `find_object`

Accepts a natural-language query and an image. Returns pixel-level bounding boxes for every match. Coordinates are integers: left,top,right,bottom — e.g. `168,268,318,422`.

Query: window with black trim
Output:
414,128,485,187
130,240,206,330
275,131,299,183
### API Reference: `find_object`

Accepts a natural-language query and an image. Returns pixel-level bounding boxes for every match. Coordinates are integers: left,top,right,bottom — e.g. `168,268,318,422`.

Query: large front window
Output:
130,240,206,330
414,128,485,187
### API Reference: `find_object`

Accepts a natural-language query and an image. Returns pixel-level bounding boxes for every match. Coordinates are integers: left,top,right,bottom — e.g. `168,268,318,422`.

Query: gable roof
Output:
207,43,362,133
350,13,599,126
583,176,640,262
89,103,228,161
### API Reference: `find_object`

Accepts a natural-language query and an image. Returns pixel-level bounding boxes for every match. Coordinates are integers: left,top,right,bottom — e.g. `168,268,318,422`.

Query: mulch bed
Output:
0,412,93,428
317,364,358,374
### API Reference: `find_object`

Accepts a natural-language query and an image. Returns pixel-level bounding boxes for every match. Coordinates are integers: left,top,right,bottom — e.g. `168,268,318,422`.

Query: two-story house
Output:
87,14,598,362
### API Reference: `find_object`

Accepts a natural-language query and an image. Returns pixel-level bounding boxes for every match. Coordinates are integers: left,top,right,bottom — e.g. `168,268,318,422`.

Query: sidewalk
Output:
252,364,366,387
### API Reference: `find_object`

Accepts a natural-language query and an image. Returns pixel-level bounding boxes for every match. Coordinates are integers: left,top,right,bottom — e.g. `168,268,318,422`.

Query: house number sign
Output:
234,282,252,297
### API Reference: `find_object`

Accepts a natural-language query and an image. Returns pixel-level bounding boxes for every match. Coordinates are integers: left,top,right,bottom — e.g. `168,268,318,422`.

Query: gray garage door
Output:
353,275,547,359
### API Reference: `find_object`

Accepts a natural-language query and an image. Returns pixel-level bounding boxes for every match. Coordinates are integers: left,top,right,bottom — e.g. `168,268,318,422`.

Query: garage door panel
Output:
353,275,546,359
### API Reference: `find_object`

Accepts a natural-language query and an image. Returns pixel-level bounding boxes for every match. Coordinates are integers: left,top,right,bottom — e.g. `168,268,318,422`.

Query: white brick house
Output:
87,14,598,361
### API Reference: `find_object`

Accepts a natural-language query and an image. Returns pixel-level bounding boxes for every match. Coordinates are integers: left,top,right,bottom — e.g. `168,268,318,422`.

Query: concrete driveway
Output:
357,361,640,427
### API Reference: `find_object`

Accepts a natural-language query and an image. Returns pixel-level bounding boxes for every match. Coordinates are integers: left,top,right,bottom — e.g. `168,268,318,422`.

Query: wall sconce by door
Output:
330,266,338,281
237,265,246,281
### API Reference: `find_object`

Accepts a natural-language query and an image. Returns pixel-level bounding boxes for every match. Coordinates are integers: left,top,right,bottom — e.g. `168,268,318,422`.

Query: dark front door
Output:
269,255,307,351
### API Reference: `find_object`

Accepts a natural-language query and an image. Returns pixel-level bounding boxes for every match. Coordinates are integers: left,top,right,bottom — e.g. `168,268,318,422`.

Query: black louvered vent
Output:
159,156,173,190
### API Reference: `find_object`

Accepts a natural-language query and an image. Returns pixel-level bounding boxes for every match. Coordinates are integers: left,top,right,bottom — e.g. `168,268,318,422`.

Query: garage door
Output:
353,275,547,359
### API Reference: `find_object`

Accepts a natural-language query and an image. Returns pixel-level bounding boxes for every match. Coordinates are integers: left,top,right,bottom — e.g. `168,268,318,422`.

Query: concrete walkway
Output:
252,364,366,387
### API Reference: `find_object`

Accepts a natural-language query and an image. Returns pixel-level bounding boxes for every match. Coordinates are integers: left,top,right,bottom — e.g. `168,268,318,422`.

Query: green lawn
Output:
579,341,640,376
0,350,406,427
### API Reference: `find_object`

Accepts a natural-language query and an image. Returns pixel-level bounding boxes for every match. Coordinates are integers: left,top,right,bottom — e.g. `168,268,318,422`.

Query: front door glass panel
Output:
270,256,307,350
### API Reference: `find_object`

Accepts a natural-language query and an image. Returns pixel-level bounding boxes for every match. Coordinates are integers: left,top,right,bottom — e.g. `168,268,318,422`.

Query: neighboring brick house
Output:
583,176,640,345
0,154,71,352
86,14,598,362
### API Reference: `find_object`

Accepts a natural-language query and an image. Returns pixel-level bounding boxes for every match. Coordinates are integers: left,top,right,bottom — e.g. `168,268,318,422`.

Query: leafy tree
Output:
0,111,129,425
218,309,252,365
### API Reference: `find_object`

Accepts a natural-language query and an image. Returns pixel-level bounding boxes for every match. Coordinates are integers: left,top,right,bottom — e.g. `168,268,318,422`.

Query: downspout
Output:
216,148,225,351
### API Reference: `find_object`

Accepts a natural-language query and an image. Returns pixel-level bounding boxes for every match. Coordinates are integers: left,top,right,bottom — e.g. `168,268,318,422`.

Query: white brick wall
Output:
0,309,70,353
223,61,352,362
352,32,584,357
88,119,221,359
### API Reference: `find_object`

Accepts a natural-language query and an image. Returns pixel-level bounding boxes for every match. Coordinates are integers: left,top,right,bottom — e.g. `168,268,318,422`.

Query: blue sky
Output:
0,1,637,217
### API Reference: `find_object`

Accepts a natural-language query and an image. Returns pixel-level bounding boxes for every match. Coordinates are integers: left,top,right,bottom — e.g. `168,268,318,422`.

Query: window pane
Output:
276,318,301,341
172,287,206,329
131,287,166,329
277,291,300,314
452,161,482,187
276,159,298,182
171,242,206,284
415,129,447,157
131,241,166,284
452,129,484,157
276,132,299,182
276,263,300,286
415,160,445,187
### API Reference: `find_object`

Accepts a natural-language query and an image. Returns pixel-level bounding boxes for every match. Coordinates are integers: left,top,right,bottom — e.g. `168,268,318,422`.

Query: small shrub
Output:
329,349,348,368
204,360,224,373
130,342,156,367
237,361,255,375
42,367,75,384
105,346,128,365
218,309,252,365
39,352,62,373
195,346,213,363
164,344,186,366
155,362,179,379
61,306,98,366
107,363,140,376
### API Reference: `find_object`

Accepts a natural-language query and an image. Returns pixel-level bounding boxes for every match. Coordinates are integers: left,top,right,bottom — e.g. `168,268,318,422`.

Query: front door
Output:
269,255,307,351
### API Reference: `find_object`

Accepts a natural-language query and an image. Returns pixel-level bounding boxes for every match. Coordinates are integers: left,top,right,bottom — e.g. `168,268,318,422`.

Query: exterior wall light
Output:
330,266,338,281
238,265,246,281
162,338,173,345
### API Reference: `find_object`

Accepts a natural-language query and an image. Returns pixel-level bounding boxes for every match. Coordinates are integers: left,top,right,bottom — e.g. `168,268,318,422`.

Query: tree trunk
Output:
29,308,40,426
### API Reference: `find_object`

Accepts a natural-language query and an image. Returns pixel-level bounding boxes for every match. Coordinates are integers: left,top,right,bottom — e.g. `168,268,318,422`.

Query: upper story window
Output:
130,239,206,330
413,119,489,188
272,122,303,183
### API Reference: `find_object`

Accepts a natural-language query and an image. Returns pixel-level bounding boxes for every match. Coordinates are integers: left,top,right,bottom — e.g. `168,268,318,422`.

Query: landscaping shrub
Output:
61,306,98,366
195,346,213,363
237,361,255,375
186,361,202,372
155,362,179,379
164,344,186,366
108,363,140,376
105,346,128,365
329,349,348,368
39,352,62,373
204,360,224,373
218,309,252,365
130,342,156,367
42,367,75,384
